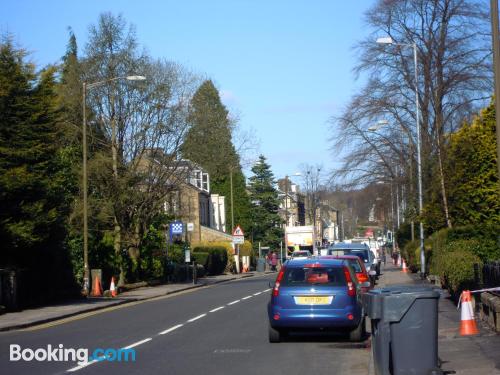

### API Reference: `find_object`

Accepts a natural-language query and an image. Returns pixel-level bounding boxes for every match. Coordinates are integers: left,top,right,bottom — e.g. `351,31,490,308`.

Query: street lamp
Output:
377,36,425,276
82,75,146,295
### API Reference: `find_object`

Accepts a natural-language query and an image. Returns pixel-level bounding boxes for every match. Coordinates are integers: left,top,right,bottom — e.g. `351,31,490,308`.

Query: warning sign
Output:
232,225,245,236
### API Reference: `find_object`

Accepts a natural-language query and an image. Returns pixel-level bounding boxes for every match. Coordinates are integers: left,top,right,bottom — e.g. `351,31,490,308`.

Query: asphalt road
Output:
0,274,371,375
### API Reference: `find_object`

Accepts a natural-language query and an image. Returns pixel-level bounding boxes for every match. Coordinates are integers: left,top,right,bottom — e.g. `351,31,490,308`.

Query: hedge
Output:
426,226,499,298
193,246,228,275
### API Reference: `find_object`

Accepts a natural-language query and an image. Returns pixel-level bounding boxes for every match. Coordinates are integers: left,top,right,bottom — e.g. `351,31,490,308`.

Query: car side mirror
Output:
361,281,371,288
369,270,376,276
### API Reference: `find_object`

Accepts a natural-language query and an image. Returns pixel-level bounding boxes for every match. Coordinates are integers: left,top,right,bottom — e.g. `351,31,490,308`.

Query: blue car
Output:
267,258,366,343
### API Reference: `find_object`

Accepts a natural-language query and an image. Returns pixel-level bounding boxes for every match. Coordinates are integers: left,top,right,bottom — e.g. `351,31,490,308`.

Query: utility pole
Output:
82,83,89,295
230,166,234,231
284,175,289,255
491,0,500,183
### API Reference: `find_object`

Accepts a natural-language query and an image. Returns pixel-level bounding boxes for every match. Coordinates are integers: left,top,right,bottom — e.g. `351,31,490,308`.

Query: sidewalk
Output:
0,271,267,332
375,261,500,375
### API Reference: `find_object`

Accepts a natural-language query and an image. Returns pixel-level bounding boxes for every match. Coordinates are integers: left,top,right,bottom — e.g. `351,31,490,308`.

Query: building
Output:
139,150,231,244
277,178,306,228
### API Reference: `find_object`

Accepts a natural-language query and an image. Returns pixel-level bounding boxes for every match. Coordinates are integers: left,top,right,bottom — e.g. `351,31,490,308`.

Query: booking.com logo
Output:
10,344,136,364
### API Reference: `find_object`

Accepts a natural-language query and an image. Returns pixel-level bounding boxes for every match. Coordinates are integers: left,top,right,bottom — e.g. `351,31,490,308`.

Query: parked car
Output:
290,250,311,259
328,243,378,282
320,254,373,292
267,258,366,343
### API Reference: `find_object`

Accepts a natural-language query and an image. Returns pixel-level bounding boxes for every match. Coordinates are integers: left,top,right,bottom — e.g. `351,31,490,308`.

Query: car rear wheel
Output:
349,316,366,342
268,325,283,343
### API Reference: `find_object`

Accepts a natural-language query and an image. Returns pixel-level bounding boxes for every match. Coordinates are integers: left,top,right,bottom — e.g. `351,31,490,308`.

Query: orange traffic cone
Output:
110,277,117,297
402,259,408,273
459,290,479,336
91,276,103,297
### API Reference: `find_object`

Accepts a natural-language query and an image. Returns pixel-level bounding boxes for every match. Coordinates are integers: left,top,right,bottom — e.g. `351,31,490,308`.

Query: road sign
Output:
232,225,245,244
187,223,194,232
232,236,244,244
170,221,183,235
232,225,245,236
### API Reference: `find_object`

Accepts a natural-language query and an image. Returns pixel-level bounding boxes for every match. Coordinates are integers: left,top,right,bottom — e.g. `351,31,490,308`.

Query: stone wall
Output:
198,225,233,243
480,292,500,333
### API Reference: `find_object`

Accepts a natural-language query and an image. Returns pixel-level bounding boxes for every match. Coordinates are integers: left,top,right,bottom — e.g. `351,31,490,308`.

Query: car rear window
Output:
281,266,346,287
344,250,369,263
347,259,362,273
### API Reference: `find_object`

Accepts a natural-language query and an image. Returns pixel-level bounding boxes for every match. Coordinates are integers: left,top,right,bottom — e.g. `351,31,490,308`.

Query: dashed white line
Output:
210,306,225,313
242,296,252,300
66,337,152,372
123,337,152,349
227,300,241,305
67,359,99,372
253,292,262,296
187,313,207,322
159,324,183,335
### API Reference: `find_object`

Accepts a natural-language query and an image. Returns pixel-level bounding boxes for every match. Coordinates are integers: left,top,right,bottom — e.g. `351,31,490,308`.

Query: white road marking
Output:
66,337,152,372
123,337,152,349
242,296,252,300
227,300,240,305
159,324,183,335
210,306,225,313
67,359,99,372
253,292,262,296
187,313,207,322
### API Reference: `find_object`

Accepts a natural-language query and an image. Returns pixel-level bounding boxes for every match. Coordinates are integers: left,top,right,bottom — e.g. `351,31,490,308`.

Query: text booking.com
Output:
10,344,136,364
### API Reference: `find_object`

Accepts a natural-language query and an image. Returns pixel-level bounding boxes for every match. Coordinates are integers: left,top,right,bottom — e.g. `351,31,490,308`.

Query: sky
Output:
1,0,375,181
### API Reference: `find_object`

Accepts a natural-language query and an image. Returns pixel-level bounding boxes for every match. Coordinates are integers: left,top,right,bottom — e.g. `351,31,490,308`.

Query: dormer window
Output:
190,169,210,192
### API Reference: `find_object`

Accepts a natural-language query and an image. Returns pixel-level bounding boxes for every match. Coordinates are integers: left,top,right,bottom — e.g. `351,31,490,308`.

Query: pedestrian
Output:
271,252,278,272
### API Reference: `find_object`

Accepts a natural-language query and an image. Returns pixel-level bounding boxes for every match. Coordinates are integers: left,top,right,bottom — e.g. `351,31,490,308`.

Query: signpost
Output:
232,225,244,273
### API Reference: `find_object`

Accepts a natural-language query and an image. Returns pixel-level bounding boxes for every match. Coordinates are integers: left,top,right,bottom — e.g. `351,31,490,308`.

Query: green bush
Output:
167,244,186,264
165,263,204,281
193,246,228,275
192,252,209,268
401,240,419,271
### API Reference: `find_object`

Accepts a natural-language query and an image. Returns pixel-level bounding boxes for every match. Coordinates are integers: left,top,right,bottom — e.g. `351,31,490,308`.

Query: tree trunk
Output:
436,134,452,228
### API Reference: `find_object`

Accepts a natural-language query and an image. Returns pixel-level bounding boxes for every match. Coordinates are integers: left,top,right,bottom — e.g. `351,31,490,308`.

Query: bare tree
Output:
331,0,492,228
83,13,199,284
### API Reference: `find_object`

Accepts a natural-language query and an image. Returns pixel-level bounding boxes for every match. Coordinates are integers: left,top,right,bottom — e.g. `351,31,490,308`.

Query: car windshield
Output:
281,266,346,287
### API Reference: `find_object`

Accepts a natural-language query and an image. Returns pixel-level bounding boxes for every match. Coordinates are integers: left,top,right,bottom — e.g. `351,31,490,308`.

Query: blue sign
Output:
170,221,184,240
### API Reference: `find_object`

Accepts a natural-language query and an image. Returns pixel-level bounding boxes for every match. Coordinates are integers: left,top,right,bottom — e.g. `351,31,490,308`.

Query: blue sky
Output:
1,0,374,181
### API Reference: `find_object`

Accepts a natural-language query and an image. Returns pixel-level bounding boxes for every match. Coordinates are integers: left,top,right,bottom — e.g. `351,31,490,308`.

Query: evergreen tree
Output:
248,155,283,248
445,102,500,226
0,38,78,304
182,80,251,231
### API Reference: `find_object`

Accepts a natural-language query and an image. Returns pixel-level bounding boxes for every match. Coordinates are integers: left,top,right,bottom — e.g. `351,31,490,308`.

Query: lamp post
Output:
377,36,425,276
82,75,146,295
490,0,500,183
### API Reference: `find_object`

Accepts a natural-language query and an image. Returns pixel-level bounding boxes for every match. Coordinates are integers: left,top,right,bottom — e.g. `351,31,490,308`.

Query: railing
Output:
474,261,500,296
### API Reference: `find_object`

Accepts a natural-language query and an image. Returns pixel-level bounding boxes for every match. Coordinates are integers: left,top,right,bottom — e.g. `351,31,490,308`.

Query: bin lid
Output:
363,285,440,321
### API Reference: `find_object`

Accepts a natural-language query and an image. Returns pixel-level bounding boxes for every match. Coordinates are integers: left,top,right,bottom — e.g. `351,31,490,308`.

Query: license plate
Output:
294,296,333,305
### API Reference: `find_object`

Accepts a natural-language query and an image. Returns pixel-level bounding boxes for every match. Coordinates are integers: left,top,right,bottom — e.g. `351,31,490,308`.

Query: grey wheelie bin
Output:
363,285,441,375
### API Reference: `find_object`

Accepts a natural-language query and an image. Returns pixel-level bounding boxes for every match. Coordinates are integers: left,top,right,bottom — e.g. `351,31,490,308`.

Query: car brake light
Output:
343,266,356,297
273,267,286,297
357,273,368,283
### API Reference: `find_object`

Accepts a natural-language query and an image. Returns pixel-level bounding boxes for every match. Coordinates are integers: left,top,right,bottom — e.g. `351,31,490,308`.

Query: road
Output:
0,274,371,375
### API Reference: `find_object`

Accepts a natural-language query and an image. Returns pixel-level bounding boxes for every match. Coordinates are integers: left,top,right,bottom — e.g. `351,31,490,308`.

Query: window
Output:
281,267,346,287
202,173,209,191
